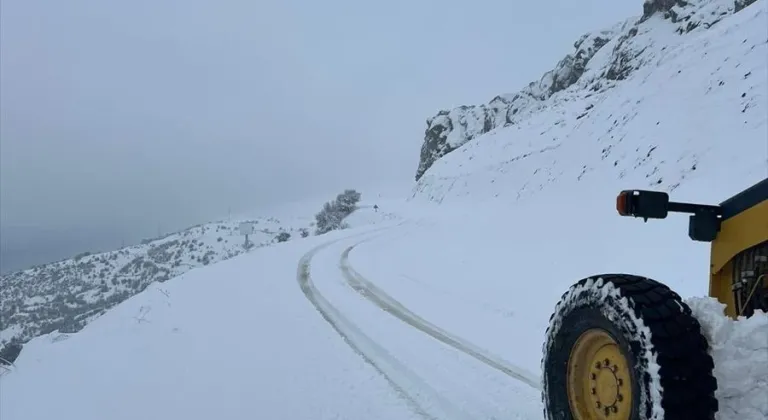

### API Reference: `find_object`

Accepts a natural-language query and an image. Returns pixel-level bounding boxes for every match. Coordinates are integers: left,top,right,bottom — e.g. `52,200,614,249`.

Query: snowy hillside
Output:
0,216,310,348
414,0,766,201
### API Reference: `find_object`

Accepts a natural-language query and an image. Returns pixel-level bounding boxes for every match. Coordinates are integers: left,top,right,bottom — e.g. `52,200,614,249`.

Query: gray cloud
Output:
0,0,639,270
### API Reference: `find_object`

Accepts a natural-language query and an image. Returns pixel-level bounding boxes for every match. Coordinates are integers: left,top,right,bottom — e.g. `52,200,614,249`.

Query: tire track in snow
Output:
339,240,542,391
297,229,471,420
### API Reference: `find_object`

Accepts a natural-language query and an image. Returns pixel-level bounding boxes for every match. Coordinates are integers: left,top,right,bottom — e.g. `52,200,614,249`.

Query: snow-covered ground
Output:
0,222,426,420
2,189,766,419
0,215,313,347
2,0,767,419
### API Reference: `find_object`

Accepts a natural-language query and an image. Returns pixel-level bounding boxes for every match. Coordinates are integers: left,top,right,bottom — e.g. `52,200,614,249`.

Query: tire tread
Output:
598,274,718,419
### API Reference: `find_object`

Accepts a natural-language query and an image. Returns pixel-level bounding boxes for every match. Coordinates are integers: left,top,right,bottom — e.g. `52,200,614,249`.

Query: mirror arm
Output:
667,201,721,216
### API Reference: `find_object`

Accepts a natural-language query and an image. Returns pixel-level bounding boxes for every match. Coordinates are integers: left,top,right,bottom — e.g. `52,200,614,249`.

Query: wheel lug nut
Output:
612,365,618,372
591,373,597,380
617,394,624,402
604,407,611,415
611,406,618,413
595,362,602,369
604,358,610,366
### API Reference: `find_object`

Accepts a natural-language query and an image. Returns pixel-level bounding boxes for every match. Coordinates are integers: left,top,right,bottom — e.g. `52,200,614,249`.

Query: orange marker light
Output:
616,191,629,216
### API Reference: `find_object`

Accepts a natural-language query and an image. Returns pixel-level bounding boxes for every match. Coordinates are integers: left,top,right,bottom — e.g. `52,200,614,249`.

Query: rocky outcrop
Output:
644,0,735,32
415,25,623,181
415,0,751,181
641,0,685,18
605,0,734,81
734,0,758,11
416,98,510,180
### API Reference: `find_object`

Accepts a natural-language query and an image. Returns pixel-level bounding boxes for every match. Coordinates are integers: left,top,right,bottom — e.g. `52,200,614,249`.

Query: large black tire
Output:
541,274,718,420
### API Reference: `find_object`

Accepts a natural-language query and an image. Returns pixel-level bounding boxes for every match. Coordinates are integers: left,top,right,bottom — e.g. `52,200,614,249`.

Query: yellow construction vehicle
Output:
541,177,768,420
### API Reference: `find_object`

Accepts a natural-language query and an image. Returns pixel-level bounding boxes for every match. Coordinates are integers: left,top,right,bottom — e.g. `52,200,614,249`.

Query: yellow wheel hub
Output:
567,329,632,420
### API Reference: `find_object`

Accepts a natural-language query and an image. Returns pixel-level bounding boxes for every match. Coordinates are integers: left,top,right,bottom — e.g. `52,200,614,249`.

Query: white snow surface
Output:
688,298,768,420
2,0,768,419
0,215,312,347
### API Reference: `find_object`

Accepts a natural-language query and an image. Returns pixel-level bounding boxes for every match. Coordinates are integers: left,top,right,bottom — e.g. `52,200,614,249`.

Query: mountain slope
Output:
0,217,310,348
414,0,766,198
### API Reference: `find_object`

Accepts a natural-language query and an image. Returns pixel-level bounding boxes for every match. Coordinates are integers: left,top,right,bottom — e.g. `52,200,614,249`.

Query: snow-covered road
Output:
0,217,544,420
338,239,540,390
0,223,432,420
298,223,543,419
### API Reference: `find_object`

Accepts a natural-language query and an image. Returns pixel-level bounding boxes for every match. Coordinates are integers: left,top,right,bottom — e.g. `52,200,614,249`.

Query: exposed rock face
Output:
416,99,508,180
735,0,758,11
415,0,750,181
415,29,619,180
642,0,685,18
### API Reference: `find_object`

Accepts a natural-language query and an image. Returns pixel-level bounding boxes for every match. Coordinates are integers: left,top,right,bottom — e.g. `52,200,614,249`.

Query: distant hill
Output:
0,217,310,347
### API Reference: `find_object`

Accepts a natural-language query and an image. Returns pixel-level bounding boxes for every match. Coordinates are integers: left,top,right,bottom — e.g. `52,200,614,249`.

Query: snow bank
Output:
688,297,768,420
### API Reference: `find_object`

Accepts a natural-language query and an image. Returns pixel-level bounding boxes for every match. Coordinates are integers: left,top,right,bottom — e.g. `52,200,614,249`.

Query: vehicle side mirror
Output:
616,190,670,220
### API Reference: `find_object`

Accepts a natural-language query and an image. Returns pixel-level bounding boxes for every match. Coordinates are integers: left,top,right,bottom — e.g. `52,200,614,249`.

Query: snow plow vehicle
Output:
541,177,768,420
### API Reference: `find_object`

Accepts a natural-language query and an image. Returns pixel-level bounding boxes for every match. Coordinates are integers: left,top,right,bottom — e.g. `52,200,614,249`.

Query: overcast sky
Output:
0,0,639,271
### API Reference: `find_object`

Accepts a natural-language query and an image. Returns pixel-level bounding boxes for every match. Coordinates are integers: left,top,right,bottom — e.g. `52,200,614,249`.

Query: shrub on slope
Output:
314,189,363,235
